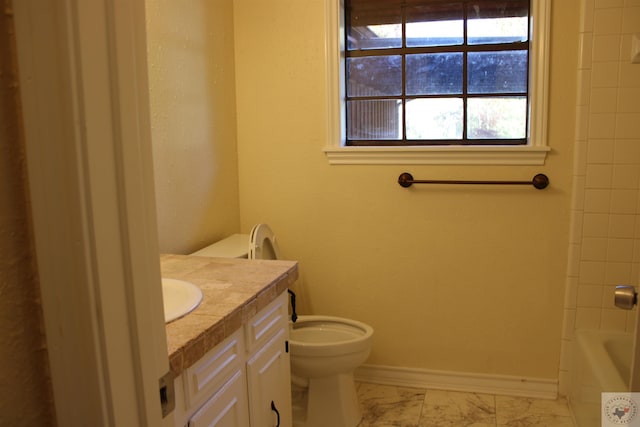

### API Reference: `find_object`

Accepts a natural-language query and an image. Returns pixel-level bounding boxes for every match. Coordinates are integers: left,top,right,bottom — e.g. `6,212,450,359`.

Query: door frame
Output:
13,1,171,425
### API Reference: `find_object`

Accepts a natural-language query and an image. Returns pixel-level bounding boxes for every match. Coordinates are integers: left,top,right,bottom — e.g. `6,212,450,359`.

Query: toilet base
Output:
293,372,362,427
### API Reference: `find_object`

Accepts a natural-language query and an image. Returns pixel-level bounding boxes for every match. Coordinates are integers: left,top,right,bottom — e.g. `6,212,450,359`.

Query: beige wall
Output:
146,0,241,254
0,1,55,424
233,0,579,380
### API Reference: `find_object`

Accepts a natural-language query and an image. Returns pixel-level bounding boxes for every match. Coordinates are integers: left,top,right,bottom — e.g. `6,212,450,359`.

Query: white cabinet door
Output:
247,329,292,427
184,329,245,412
188,370,250,427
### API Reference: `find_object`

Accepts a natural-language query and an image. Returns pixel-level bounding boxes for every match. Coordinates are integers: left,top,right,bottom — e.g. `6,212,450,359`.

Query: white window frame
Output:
323,0,551,165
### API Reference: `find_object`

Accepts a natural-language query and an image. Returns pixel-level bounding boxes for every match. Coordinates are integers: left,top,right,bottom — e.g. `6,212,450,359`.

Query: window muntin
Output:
345,0,531,146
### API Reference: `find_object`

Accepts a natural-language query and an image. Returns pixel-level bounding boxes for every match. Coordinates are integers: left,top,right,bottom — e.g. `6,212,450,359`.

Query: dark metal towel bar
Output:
398,172,549,190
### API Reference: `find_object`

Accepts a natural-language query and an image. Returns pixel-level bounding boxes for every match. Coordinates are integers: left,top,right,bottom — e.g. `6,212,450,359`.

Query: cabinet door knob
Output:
271,401,281,427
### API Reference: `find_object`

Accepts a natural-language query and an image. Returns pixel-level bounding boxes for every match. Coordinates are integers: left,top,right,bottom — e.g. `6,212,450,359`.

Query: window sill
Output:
323,145,550,165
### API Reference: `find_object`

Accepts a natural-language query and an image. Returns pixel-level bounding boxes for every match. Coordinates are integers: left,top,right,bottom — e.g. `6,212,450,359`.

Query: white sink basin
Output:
162,278,203,323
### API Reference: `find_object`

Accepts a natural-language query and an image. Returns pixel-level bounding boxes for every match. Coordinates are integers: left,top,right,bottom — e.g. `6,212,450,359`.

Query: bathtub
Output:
569,329,633,427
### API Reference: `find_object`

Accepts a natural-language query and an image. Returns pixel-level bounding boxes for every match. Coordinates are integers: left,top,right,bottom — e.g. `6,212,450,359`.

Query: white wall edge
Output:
13,0,169,425
355,364,558,400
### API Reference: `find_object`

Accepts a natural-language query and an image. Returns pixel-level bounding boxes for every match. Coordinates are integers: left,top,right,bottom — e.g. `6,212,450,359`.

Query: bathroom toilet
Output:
191,224,374,427
289,315,373,427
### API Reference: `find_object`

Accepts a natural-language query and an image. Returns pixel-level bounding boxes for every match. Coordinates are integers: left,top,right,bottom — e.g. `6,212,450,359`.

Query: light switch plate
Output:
632,34,640,64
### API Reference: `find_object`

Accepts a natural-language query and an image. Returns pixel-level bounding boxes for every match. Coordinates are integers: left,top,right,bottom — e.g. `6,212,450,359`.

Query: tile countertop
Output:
160,254,299,376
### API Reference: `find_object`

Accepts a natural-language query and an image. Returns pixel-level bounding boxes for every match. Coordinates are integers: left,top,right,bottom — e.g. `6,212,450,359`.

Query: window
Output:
347,0,530,145
324,0,551,165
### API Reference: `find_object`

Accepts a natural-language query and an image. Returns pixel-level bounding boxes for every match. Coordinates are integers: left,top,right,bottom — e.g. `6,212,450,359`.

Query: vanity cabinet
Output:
246,324,291,426
173,292,291,427
187,370,249,427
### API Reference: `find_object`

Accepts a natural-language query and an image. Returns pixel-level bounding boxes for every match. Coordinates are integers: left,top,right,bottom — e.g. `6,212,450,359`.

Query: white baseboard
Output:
354,364,558,400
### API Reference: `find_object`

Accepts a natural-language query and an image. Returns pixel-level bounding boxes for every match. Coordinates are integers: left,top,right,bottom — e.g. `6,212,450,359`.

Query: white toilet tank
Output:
191,224,281,260
190,233,250,258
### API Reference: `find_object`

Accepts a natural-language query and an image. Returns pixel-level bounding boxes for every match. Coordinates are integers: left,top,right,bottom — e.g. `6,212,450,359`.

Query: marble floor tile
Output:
357,382,426,427
419,390,496,427
495,395,574,427
355,383,575,427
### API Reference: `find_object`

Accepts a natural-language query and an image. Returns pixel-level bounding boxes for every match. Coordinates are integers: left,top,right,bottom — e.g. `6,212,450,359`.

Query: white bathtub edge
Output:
574,329,629,392
355,364,557,399
569,329,632,427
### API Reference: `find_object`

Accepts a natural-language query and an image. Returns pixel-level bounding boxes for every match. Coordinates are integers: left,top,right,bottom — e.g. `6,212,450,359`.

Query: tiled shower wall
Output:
560,0,640,395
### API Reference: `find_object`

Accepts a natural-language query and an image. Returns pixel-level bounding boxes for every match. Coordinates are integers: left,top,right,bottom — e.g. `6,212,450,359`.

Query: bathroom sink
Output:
162,278,203,323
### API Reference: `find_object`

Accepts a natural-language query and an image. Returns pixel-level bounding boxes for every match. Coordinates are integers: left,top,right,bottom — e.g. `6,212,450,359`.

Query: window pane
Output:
468,51,528,94
467,1,528,45
406,98,463,140
347,0,401,50
467,97,527,139
406,3,463,47
347,100,402,140
347,56,402,97
348,24,402,50
468,17,528,45
406,53,463,95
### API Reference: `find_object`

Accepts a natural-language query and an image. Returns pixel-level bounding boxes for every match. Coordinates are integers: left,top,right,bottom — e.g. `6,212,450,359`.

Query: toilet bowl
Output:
289,315,373,377
191,224,374,427
289,315,373,427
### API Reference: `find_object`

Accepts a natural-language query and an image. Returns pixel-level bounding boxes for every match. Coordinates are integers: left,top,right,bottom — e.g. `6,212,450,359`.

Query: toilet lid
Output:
249,224,281,260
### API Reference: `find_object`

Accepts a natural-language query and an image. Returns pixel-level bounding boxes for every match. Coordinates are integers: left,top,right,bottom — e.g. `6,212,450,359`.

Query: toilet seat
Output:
249,223,281,260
